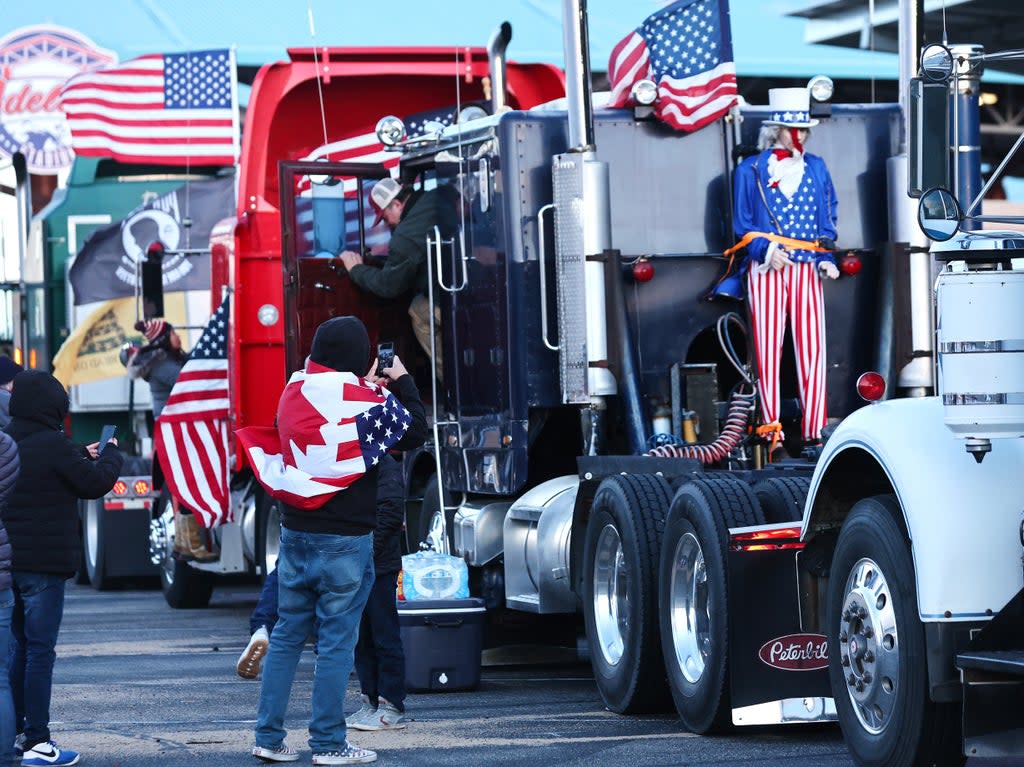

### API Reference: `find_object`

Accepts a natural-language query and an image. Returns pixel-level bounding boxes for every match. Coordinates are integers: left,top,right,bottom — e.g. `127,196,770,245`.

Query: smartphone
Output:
377,341,395,371
98,424,117,454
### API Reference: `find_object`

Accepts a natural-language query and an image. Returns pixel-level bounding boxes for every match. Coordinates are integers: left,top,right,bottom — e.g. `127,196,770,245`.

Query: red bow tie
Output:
773,148,793,161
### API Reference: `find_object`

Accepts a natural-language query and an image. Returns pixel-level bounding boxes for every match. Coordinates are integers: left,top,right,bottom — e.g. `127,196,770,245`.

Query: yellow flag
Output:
52,295,187,387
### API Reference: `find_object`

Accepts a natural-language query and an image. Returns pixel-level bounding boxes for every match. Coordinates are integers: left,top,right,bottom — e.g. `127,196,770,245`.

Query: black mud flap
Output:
727,527,833,725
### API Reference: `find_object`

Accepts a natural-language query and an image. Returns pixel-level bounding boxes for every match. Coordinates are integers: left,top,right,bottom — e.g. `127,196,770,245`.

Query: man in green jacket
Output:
339,178,446,380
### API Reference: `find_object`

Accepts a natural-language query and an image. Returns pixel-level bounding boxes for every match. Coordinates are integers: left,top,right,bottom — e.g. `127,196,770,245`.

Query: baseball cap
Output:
370,177,403,225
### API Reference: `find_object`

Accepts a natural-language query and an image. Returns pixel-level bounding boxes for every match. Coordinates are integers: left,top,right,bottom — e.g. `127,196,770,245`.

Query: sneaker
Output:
22,741,80,766
311,743,377,765
237,626,270,679
348,697,406,731
252,742,299,763
345,695,378,729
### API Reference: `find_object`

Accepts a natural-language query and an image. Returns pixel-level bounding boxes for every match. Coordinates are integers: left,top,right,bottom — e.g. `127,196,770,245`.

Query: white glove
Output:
819,261,840,280
757,242,793,274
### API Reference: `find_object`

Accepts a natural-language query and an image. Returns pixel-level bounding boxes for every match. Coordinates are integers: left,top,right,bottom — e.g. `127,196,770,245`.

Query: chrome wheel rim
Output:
838,557,900,735
669,531,710,684
593,523,629,666
150,497,175,585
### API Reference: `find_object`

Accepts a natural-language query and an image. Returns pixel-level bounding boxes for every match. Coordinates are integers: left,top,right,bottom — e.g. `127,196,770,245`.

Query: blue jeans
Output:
255,529,373,753
354,572,406,710
10,572,66,750
0,587,16,767
250,567,279,635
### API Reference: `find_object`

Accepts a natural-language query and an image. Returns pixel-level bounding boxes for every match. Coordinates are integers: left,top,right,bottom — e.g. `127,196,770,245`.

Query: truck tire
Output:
659,476,764,733
153,490,214,609
82,498,113,590
828,495,963,767
752,475,810,524
582,473,673,714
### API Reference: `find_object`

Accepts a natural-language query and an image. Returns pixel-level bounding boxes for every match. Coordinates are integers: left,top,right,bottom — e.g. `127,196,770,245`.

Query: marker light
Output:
632,258,655,282
133,479,151,496
111,480,128,496
856,372,886,402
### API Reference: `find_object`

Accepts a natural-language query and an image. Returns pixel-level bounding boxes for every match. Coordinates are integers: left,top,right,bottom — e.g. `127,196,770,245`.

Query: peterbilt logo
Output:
758,633,829,671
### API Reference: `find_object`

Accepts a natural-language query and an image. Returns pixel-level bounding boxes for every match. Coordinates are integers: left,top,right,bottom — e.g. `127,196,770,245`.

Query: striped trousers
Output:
746,261,827,442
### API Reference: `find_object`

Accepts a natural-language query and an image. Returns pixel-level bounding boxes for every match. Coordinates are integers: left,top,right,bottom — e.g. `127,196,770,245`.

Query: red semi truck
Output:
84,31,565,605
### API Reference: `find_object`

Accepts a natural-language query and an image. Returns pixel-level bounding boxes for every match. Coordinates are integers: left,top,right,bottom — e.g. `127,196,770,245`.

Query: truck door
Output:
278,161,418,377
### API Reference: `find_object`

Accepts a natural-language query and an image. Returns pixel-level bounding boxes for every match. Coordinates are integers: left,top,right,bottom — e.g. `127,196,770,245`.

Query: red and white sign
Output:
0,25,116,174
758,633,830,671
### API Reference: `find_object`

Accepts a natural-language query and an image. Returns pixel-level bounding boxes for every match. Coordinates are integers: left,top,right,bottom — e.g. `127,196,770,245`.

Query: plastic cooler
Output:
397,597,485,692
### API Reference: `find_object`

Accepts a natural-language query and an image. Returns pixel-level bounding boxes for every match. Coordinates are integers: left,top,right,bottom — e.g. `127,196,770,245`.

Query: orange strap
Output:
723,231,831,258
756,421,784,462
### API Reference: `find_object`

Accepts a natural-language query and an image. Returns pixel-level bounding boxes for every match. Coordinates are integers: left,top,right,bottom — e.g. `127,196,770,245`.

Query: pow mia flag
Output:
69,175,234,305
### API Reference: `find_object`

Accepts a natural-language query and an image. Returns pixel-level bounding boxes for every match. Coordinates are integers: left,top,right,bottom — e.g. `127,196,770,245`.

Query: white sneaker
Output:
312,743,376,765
21,741,80,766
348,696,407,731
237,626,270,679
345,695,377,729
252,742,299,762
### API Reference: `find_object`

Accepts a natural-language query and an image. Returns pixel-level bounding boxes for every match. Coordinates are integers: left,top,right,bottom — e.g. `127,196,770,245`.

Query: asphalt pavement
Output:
46,581,1020,767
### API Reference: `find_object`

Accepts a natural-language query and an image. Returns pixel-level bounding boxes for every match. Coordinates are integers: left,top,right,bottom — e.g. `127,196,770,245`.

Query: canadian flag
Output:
236,360,412,509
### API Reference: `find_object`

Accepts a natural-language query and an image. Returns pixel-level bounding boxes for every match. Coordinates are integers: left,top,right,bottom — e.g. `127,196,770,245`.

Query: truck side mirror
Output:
917,187,961,242
920,43,954,83
141,240,165,319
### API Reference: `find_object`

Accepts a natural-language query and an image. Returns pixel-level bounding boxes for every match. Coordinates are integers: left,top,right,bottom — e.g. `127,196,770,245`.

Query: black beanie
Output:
308,316,369,374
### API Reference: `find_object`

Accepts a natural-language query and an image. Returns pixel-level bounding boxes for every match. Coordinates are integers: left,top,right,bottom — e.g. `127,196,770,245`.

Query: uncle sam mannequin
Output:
733,87,840,455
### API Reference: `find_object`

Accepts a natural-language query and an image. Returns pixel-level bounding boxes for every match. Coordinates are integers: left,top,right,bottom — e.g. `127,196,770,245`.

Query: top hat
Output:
762,88,818,128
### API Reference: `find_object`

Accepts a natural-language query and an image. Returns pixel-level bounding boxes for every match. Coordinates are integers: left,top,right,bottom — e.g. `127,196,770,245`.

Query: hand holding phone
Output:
377,342,395,372
98,424,117,454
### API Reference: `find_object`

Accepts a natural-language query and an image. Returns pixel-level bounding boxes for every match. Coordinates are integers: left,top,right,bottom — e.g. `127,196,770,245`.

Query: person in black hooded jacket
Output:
4,369,122,766
0,431,20,767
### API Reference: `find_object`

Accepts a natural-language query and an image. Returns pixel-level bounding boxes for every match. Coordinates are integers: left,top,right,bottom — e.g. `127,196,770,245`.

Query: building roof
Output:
785,0,1024,78
8,0,1012,84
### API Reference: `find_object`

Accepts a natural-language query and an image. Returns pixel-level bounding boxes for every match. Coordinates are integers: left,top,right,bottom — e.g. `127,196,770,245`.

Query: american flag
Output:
59,48,238,165
154,294,231,528
607,0,737,132
236,361,412,510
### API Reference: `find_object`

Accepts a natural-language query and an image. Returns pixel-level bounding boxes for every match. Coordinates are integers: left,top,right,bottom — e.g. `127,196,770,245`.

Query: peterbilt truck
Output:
272,0,1023,765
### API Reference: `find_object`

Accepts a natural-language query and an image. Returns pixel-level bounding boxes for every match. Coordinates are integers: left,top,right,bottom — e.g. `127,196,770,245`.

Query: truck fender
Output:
805,396,1024,622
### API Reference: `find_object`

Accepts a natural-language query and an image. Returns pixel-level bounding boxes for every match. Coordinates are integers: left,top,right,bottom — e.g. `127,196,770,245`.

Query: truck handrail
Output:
537,203,558,351
431,224,469,293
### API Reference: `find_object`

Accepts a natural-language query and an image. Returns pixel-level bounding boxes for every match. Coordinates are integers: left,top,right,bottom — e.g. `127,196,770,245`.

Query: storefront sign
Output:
0,24,116,174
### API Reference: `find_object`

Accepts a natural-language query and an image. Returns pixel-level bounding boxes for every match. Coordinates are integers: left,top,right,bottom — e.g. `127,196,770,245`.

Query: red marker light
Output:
856,372,886,402
839,252,862,276
112,480,128,496
133,479,150,496
632,258,654,283
146,240,166,259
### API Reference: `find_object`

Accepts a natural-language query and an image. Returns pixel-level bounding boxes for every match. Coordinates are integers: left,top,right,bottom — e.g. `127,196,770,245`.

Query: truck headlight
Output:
631,79,658,106
375,116,406,147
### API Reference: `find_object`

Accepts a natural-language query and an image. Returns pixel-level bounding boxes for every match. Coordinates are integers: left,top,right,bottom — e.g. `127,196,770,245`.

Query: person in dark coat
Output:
247,316,426,765
346,452,408,730
4,370,122,767
0,431,21,767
